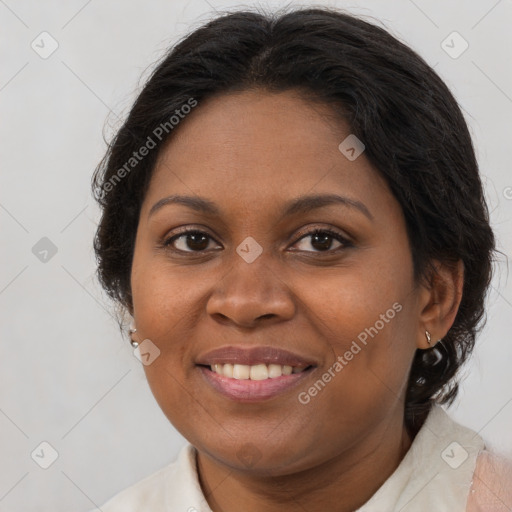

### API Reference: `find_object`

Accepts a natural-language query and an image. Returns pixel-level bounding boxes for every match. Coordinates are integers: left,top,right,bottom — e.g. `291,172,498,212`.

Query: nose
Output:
206,253,296,329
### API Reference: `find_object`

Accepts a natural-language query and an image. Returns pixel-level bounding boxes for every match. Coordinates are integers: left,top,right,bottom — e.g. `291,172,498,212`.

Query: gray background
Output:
1,0,511,510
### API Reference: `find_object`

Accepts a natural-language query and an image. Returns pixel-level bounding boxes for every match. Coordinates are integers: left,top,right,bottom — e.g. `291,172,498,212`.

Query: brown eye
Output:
293,229,351,253
164,230,219,252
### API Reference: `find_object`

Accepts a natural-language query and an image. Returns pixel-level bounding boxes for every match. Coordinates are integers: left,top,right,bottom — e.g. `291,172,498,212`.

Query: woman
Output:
91,6,512,511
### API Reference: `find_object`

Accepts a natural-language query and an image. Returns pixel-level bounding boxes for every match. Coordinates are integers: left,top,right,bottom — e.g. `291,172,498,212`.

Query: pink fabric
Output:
467,450,512,511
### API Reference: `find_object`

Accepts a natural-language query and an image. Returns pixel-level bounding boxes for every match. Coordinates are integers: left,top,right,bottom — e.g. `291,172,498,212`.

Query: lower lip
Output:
198,366,314,402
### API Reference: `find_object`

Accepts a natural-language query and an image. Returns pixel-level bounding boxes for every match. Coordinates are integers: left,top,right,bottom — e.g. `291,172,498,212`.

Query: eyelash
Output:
161,226,353,254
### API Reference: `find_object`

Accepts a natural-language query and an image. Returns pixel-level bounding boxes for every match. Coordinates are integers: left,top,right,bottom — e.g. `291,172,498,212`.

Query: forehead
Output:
142,89,393,217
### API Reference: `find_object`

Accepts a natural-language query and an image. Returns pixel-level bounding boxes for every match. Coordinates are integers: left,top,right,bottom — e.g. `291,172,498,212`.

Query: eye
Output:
292,228,352,253
163,229,220,253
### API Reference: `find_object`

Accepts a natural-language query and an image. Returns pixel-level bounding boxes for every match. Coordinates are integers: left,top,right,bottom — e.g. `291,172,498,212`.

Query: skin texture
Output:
129,89,463,512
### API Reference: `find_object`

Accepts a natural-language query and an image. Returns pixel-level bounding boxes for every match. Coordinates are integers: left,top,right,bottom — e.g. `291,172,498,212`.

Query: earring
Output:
425,330,432,346
129,323,138,348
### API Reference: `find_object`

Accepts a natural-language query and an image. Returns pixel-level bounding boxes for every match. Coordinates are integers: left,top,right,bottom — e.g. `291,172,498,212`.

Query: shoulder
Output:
98,462,175,512
94,445,189,512
466,449,512,512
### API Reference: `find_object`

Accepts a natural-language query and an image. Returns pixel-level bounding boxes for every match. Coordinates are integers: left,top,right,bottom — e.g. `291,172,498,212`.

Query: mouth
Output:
196,361,316,402
195,345,318,402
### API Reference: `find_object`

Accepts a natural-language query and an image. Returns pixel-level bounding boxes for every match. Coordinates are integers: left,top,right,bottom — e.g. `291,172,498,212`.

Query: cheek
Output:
303,256,408,342
130,255,222,427
131,256,200,340
297,258,416,410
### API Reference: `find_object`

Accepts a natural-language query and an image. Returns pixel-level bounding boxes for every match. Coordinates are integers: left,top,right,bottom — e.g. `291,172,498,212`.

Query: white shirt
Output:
95,405,512,511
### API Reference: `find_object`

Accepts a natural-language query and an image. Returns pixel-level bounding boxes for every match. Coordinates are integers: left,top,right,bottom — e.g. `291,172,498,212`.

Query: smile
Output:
198,364,315,402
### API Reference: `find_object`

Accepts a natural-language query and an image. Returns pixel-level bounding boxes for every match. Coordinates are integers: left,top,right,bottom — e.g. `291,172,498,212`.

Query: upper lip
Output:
195,345,318,368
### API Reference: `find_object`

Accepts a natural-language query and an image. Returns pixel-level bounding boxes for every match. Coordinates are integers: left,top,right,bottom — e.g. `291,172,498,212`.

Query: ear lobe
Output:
417,259,464,349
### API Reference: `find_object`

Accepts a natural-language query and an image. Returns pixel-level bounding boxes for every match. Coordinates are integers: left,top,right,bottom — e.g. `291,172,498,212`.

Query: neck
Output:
196,416,413,512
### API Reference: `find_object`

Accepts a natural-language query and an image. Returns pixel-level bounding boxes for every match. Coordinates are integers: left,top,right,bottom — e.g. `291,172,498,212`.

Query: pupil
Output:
187,233,208,250
312,233,331,251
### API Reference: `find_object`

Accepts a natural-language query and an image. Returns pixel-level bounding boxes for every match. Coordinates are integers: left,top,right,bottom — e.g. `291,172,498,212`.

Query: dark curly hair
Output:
91,6,496,436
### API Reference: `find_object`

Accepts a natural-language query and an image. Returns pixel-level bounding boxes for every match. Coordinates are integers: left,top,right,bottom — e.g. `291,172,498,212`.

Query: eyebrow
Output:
148,193,373,221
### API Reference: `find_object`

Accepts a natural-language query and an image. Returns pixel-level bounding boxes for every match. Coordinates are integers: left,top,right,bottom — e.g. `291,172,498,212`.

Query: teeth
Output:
222,363,233,378
233,364,250,379
209,363,308,380
268,364,283,378
250,364,268,380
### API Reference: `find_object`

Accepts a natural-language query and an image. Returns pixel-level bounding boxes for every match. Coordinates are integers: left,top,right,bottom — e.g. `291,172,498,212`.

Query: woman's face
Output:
130,90,426,475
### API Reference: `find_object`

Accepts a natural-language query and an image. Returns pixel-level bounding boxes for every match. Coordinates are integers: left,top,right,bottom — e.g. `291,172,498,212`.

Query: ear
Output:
416,259,464,349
